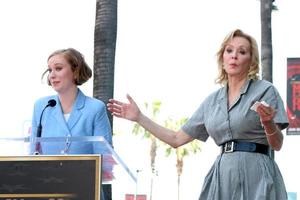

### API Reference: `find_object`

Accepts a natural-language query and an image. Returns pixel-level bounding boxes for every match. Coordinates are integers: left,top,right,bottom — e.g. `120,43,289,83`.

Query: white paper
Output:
250,101,269,112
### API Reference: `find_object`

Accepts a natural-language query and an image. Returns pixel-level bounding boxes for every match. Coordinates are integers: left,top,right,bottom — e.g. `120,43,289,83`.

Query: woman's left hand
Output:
256,103,276,125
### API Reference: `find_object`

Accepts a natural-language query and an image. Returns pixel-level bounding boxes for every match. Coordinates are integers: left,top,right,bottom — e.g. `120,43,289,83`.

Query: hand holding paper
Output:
250,101,269,112
251,100,276,126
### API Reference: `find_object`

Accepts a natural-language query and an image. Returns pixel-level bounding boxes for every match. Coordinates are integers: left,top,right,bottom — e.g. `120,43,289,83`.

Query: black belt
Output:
221,141,269,155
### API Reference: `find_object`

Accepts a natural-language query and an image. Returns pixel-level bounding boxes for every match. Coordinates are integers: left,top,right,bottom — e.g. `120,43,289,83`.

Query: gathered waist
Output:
221,141,269,155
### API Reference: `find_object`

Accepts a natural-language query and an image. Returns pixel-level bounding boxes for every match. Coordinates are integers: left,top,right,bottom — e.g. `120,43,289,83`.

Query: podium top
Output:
0,136,137,183
0,135,106,142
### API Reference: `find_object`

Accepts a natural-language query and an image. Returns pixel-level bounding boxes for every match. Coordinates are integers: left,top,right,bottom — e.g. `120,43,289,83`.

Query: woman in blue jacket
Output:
31,48,112,199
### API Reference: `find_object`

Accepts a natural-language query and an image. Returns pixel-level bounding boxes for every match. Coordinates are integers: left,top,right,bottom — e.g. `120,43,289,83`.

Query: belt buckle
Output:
224,141,235,153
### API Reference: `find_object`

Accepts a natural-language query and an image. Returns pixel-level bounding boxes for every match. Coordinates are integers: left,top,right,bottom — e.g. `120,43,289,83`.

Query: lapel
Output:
67,89,85,131
50,96,70,134
225,79,252,112
217,86,228,116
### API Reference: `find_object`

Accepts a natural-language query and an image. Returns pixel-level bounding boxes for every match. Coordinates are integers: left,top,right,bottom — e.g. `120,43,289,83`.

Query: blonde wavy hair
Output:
215,29,260,85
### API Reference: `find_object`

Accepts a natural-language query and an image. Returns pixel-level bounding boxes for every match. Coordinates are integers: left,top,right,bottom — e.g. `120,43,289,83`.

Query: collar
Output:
219,79,252,99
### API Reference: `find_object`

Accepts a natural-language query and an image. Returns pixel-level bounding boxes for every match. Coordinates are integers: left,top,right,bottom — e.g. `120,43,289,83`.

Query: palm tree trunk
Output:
93,1,117,199
260,0,273,82
93,0,118,127
260,0,274,159
176,150,183,200
149,136,157,200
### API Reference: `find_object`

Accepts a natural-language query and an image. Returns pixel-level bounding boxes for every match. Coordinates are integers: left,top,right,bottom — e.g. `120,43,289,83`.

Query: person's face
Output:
222,36,252,79
47,54,76,93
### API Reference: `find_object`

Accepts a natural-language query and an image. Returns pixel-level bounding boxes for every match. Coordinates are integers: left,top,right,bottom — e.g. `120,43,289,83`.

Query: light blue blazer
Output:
30,89,113,154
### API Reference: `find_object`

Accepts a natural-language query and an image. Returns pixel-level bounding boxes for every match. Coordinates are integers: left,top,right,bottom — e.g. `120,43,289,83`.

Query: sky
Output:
0,0,300,199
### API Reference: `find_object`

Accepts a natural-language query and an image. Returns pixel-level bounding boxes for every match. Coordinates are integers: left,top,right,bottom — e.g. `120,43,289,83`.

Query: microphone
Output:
34,99,56,155
36,99,57,137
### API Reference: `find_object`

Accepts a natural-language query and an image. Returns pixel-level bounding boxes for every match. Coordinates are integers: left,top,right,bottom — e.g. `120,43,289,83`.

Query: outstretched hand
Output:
107,94,141,122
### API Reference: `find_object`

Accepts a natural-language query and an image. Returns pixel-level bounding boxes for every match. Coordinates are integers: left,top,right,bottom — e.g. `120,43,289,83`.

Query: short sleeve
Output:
261,85,289,130
181,99,210,142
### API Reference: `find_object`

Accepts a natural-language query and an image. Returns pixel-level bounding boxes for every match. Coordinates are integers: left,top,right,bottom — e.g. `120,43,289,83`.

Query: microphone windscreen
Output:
48,99,57,107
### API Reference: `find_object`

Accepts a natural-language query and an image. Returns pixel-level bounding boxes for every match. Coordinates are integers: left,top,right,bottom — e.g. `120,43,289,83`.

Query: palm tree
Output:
93,0,117,199
164,117,201,200
132,102,202,200
260,0,277,158
260,0,274,82
132,101,161,200
93,0,118,126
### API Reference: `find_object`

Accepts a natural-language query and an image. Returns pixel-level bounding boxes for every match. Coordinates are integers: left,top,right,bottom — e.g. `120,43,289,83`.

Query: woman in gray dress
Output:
107,29,289,200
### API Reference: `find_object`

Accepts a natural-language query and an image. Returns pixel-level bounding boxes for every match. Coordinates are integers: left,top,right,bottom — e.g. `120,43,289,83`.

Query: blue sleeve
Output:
93,102,113,154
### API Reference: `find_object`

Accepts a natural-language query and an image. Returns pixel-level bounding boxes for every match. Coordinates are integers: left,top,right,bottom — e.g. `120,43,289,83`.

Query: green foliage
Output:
132,122,151,138
132,101,162,138
131,100,202,159
164,117,201,158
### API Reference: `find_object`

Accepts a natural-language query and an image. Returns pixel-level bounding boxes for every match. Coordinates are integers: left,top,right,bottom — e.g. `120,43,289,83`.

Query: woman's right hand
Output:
107,94,141,122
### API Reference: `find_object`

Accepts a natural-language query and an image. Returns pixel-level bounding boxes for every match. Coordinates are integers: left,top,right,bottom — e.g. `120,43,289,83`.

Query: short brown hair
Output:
42,48,92,85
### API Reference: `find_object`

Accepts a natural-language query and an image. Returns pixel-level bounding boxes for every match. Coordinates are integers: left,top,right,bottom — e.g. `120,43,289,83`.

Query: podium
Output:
0,136,137,200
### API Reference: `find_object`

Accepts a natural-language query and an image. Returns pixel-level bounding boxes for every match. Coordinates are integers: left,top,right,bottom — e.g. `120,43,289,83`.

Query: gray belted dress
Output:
182,79,289,200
